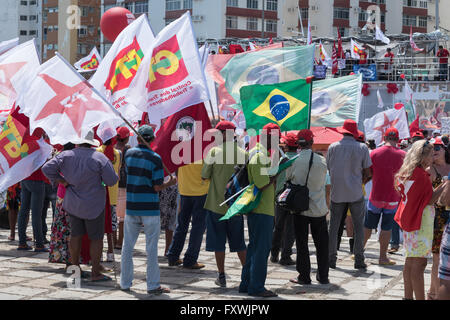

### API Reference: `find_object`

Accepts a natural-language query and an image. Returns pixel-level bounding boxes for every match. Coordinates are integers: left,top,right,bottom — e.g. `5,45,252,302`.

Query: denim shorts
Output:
364,201,396,231
205,210,246,252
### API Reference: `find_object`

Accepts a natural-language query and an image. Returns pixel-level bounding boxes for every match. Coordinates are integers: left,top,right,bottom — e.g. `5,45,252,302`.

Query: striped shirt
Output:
125,145,164,216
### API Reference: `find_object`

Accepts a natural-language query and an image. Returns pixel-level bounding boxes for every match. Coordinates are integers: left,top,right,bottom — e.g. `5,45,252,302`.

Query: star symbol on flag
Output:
0,62,27,100
35,74,109,136
373,113,399,136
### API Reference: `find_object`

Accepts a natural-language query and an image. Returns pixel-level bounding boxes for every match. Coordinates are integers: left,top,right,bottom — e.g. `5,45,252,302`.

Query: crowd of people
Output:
3,118,450,300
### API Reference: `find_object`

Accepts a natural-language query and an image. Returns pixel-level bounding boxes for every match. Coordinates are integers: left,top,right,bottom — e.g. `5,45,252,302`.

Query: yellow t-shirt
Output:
97,146,120,205
178,163,210,196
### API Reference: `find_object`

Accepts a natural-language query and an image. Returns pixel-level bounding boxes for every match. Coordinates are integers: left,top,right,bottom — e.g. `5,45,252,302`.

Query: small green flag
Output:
240,79,311,135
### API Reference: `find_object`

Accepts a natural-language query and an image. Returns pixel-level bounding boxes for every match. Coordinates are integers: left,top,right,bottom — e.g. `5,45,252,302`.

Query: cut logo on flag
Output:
253,89,307,127
105,37,144,93
80,54,99,70
147,35,188,91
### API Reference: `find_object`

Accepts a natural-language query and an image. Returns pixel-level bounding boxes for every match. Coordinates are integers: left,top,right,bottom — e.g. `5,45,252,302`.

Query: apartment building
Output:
42,0,101,63
0,0,42,55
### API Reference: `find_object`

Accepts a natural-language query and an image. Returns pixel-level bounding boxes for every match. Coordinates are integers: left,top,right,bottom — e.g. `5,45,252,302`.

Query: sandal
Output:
427,292,437,300
147,286,170,295
34,247,49,253
90,274,112,282
379,260,396,265
250,289,278,298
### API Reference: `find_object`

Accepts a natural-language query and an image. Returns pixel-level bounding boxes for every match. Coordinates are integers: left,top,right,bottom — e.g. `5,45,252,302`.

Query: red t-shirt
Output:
25,168,50,184
384,52,394,69
437,49,449,64
394,166,433,232
369,146,406,208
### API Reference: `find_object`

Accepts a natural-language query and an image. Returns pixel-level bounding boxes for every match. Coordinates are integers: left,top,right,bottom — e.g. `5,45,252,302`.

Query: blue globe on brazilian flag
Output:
240,78,312,134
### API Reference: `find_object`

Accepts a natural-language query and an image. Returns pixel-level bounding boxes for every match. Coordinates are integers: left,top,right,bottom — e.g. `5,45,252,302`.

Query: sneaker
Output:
316,275,330,285
168,259,183,267
147,286,170,295
354,262,367,269
270,251,279,263
215,273,226,288
279,258,296,266
183,262,205,269
329,261,336,269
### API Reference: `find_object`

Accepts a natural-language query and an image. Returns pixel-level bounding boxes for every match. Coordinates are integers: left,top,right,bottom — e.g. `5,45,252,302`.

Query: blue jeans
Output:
167,195,207,267
120,215,161,291
390,220,400,248
239,213,274,295
18,180,45,247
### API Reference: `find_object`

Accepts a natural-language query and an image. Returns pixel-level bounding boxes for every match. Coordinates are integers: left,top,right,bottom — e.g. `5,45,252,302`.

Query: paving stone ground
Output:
0,211,433,300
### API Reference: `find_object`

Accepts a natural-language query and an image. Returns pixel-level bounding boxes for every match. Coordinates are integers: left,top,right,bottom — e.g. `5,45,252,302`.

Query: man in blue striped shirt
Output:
120,125,177,295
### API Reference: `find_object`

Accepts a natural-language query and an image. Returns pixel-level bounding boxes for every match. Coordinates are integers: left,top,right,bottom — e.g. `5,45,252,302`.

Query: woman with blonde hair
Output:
394,140,448,300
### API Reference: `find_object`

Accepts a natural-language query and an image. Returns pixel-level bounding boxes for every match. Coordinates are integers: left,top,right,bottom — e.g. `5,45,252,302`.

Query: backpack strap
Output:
304,150,314,186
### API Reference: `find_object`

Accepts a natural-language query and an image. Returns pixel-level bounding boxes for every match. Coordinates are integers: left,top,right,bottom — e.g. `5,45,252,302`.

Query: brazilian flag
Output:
240,79,312,135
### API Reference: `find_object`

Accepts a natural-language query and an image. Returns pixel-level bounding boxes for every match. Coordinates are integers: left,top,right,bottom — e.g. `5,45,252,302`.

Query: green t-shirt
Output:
202,141,248,215
248,143,274,216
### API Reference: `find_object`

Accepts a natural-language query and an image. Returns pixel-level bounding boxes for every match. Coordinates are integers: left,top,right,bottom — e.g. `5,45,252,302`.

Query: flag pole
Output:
54,52,175,176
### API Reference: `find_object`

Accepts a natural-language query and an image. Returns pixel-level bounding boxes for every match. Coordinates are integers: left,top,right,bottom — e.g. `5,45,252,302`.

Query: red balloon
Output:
394,103,404,110
400,74,405,79
101,7,135,42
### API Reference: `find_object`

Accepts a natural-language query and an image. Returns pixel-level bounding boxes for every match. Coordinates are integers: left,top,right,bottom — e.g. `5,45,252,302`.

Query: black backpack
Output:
223,150,260,207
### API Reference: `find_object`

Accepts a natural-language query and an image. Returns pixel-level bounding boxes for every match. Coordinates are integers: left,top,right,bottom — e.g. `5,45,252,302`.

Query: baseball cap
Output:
215,121,236,131
116,126,130,139
281,132,298,147
137,125,155,140
384,127,399,140
262,123,281,136
296,129,314,143
413,131,424,139
431,137,445,145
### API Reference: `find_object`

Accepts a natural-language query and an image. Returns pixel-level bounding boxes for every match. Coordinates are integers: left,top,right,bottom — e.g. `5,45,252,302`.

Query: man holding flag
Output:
239,123,281,298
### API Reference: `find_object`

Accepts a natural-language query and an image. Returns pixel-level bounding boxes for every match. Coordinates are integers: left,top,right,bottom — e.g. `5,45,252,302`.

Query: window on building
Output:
226,16,238,29
183,0,192,9
48,7,58,13
29,30,37,36
78,27,88,37
247,0,258,9
88,25,95,34
247,17,258,30
403,0,418,7
81,6,89,17
336,27,348,37
403,15,417,26
124,3,134,11
20,30,27,36
165,18,176,26
300,8,308,20
20,16,28,21
135,1,148,13
266,0,277,11
418,16,427,28
419,1,427,8
227,0,238,7
265,20,277,33
47,44,53,50
21,1,27,5
166,0,181,11
333,8,349,20
30,0,37,4
359,10,368,22
29,15,37,21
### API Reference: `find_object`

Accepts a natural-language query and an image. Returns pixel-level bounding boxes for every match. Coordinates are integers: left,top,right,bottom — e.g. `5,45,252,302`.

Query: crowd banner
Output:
363,107,410,146
20,54,121,146
353,64,377,81
0,107,52,192
240,78,312,135
0,40,41,122
127,12,210,126
311,74,362,127
89,14,155,121
74,47,102,72
313,65,327,80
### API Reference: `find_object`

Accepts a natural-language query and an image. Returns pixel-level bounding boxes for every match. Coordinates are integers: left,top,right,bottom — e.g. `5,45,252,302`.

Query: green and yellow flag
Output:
240,79,311,135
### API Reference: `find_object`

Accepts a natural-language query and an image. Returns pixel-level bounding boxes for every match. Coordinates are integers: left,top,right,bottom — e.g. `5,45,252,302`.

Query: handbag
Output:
276,150,314,214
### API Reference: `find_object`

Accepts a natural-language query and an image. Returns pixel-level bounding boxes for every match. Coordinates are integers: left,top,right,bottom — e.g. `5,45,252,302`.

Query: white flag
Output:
0,38,19,56
0,40,40,121
351,39,364,59
74,47,102,72
375,26,390,45
249,41,257,51
364,108,410,146
127,12,210,125
198,42,210,69
377,90,384,109
89,14,155,121
20,54,121,145
297,7,305,37
319,41,331,67
404,78,416,116
307,19,312,45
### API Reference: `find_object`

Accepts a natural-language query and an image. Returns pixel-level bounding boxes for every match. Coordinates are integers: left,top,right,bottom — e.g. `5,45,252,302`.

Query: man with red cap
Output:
363,127,406,265
327,119,372,269
201,121,248,287
270,132,297,266
285,129,329,284
239,123,281,298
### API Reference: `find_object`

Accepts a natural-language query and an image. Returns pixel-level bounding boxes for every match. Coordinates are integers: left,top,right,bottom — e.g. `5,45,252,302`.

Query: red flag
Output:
409,114,420,136
337,29,344,58
151,103,212,174
229,44,244,54
332,42,338,74
269,38,273,45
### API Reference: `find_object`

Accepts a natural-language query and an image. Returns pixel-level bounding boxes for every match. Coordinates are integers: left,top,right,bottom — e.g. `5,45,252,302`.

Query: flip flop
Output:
90,274,112,282
379,260,396,265
8,236,15,241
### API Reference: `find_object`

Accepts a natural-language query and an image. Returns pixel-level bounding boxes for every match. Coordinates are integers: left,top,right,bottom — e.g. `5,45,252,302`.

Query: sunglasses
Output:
434,145,442,151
